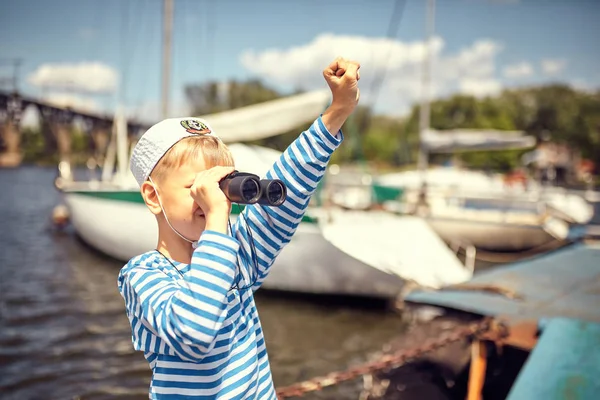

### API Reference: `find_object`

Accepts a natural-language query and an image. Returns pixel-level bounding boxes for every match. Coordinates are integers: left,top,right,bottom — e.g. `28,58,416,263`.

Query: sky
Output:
1,0,599,124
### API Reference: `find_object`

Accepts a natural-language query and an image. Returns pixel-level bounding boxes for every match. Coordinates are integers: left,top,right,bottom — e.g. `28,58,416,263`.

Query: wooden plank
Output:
467,340,487,400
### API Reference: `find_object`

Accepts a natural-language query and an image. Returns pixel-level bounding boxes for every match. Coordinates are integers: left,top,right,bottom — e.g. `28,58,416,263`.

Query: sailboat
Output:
369,128,594,252
58,94,474,298
335,0,594,253
56,0,474,299
58,92,329,262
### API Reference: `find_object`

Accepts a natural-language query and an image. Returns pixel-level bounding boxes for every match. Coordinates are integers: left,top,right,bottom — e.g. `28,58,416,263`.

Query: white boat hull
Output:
425,217,555,252
335,184,565,252
65,193,158,262
364,168,593,252
63,192,407,299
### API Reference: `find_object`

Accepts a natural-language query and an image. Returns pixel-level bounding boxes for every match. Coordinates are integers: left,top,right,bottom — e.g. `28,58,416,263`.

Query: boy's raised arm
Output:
118,230,239,362
231,57,360,290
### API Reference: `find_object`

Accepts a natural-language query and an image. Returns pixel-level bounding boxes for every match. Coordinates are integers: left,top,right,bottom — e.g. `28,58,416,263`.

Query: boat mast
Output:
418,0,435,182
161,0,174,119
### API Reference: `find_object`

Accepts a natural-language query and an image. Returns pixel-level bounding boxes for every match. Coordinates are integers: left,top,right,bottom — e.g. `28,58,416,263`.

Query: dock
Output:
399,240,600,400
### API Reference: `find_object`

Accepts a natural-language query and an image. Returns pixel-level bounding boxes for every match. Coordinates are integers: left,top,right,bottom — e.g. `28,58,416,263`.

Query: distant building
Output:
523,142,582,185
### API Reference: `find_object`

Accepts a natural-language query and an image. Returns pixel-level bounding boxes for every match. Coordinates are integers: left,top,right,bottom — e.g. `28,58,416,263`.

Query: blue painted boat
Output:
507,317,600,400
400,239,600,400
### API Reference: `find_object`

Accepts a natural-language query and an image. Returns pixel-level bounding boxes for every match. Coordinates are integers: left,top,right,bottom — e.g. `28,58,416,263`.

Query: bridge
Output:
0,90,149,167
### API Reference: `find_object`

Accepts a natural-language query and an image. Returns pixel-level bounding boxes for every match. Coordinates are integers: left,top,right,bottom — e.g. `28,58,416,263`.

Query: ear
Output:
141,181,162,215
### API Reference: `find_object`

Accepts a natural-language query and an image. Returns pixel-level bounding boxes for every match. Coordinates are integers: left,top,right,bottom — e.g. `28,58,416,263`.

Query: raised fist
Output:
323,57,361,113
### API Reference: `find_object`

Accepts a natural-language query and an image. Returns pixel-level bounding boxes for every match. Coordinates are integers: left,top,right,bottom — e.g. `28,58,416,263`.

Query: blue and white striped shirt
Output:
118,117,343,399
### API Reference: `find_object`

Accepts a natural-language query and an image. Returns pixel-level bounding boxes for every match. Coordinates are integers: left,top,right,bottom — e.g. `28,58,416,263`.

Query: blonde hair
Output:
150,135,234,182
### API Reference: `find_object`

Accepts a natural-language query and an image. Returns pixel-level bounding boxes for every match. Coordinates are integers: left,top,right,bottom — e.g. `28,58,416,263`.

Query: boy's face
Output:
154,154,230,241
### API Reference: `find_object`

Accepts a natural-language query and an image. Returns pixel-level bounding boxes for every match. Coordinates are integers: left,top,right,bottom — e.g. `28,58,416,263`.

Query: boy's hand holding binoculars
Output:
190,166,234,233
191,166,288,229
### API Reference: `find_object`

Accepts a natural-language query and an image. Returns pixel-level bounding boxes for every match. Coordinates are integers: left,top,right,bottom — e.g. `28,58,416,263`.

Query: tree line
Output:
186,80,599,174
15,80,600,177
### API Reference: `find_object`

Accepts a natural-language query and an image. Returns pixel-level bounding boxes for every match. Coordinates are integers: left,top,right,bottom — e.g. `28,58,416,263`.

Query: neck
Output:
156,218,195,263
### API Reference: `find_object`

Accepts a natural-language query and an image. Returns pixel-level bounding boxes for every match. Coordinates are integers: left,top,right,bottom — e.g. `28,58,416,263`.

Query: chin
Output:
189,224,207,239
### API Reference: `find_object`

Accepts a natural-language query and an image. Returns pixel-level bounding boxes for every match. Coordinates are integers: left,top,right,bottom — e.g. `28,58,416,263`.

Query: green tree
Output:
401,85,600,173
185,79,281,116
20,127,47,163
182,80,600,174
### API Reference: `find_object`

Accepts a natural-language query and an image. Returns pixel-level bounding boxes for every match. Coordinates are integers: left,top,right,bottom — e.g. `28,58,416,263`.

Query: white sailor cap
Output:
130,117,217,186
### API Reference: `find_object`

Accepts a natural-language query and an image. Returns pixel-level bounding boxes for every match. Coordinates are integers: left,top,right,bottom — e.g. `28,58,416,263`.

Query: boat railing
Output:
427,187,551,217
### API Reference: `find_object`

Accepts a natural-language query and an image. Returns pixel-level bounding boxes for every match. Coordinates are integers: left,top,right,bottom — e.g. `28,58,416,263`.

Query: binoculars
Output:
219,171,287,206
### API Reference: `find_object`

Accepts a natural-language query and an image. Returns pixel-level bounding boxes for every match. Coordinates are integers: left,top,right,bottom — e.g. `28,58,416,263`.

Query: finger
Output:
210,166,235,180
195,166,233,184
337,58,349,72
335,67,346,77
323,58,340,77
324,56,347,77
344,62,360,80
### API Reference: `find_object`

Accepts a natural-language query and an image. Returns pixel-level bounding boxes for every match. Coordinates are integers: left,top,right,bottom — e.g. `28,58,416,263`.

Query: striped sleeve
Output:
232,116,343,291
118,231,239,362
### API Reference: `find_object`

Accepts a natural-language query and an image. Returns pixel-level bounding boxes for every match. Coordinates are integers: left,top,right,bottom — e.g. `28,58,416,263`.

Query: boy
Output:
118,57,360,399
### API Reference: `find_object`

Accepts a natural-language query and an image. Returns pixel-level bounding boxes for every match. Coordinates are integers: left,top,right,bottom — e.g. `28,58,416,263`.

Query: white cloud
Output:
240,34,503,115
541,59,567,76
503,62,534,78
28,62,118,94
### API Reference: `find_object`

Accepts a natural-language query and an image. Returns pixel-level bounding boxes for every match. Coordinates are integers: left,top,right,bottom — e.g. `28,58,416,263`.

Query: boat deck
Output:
405,240,600,322
319,211,473,289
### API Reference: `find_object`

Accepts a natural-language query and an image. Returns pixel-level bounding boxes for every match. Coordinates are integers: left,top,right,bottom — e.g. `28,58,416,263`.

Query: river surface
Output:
0,166,407,400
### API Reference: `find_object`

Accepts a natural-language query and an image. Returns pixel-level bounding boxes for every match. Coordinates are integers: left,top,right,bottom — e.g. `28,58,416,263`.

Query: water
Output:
0,166,406,400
